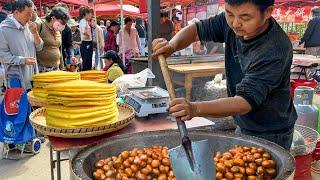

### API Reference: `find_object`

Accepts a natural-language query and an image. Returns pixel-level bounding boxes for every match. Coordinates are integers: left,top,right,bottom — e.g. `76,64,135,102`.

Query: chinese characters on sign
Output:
272,6,314,23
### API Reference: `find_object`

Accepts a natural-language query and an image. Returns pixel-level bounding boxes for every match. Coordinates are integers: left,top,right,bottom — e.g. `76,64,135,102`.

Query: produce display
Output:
93,145,277,180
32,71,80,101
45,80,118,128
214,146,277,180
80,70,107,83
93,146,175,180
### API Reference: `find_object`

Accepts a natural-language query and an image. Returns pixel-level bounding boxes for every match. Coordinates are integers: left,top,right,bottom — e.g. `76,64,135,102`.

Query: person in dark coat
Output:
55,3,76,66
300,8,320,56
0,3,11,23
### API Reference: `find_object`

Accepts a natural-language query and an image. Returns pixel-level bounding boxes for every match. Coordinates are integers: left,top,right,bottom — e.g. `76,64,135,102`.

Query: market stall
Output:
6,1,320,179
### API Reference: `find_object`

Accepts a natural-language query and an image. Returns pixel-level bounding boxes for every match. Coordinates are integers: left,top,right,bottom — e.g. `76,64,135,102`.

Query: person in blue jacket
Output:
300,8,320,56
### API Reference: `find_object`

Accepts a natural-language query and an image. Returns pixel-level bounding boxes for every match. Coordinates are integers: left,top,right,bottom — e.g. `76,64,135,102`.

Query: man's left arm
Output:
235,58,285,111
170,57,285,121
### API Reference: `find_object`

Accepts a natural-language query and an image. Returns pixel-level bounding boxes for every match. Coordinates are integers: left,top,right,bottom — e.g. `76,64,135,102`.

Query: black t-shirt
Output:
62,25,73,50
135,24,146,38
196,13,297,133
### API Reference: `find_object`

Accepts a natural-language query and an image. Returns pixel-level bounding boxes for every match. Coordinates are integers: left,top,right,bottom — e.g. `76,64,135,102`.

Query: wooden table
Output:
168,61,225,101
48,114,214,180
293,54,320,64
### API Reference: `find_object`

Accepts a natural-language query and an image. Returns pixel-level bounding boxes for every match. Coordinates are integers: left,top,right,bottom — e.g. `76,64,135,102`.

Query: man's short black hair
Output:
12,0,33,12
225,0,275,13
124,17,132,24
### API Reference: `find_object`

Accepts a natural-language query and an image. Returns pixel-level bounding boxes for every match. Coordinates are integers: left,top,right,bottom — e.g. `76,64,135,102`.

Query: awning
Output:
34,0,88,7
94,0,195,6
70,3,140,17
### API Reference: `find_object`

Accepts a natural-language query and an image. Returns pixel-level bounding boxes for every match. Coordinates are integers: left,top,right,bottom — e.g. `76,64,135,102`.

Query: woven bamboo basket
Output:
29,104,135,138
27,91,46,107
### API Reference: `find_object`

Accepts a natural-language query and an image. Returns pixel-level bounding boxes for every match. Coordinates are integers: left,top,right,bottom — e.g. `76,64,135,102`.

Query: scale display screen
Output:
125,96,141,113
139,91,162,99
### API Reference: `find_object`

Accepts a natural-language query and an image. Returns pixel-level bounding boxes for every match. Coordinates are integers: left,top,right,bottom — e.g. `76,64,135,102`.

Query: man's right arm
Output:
153,13,227,58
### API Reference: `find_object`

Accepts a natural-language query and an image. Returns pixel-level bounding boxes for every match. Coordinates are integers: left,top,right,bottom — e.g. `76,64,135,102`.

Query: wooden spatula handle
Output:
158,55,176,99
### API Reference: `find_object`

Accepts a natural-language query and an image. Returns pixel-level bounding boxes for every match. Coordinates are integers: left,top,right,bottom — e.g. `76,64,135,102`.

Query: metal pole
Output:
147,0,161,86
93,3,101,69
120,0,125,66
57,151,61,180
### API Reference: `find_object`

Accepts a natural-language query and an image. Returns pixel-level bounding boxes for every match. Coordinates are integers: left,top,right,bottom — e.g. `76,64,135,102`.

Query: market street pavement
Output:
0,140,70,180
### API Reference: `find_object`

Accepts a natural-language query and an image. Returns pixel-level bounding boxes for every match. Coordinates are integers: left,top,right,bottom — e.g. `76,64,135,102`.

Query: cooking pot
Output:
71,129,295,180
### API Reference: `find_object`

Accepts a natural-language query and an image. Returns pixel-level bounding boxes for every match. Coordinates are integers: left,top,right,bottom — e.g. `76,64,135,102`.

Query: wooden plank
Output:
168,62,225,73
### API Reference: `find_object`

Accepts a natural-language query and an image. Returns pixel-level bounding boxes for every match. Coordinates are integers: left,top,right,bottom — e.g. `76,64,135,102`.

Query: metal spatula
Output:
158,55,215,180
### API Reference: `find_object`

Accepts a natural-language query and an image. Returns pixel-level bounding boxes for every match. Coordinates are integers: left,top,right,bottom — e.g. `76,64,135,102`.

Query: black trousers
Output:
80,41,93,71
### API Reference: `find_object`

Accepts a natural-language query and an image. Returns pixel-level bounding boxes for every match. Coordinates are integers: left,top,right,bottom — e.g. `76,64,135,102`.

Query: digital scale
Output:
125,86,169,117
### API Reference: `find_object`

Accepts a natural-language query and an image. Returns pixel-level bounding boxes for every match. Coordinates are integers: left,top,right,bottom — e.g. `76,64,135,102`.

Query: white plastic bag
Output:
0,63,4,80
112,68,155,92
193,73,227,101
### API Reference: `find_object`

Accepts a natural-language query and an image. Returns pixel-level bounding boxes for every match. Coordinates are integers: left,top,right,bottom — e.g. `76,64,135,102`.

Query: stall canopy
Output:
94,0,196,6
34,0,88,7
70,3,140,17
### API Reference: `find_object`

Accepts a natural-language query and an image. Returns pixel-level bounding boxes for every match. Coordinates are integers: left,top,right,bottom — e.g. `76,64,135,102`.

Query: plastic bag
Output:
112,68,155,92
0,63,4,80
193,74,227,102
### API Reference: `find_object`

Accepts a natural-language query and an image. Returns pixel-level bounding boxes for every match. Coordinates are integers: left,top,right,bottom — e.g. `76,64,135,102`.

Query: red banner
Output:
272,6,314,23
139,0,147,13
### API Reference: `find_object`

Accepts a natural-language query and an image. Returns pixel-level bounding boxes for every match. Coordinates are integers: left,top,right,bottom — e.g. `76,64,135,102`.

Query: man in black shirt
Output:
55,3,76,67
153,0,297,150
135,18,146,56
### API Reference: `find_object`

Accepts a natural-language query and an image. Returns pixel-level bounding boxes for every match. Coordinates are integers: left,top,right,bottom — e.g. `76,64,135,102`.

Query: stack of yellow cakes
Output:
45,80,118,128
80,70,107,83
32,71,80,101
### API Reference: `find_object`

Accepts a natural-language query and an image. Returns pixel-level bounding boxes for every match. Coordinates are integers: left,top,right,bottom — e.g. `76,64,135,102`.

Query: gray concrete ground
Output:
0,76,71,180
0,141,70,180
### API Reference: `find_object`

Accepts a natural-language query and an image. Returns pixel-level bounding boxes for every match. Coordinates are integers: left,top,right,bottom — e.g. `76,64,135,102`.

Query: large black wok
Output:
71,129,295,180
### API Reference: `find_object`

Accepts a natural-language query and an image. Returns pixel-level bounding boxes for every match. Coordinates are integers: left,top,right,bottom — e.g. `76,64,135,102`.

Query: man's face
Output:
86,12,93,21
111,25,118,32
225,2,273,39
31,7,38,22
125,22,132,29
14,6,34,25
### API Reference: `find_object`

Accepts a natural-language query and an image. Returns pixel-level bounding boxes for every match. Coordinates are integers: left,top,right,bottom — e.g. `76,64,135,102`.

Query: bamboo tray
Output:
27,91,46,107
29,104,135,138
